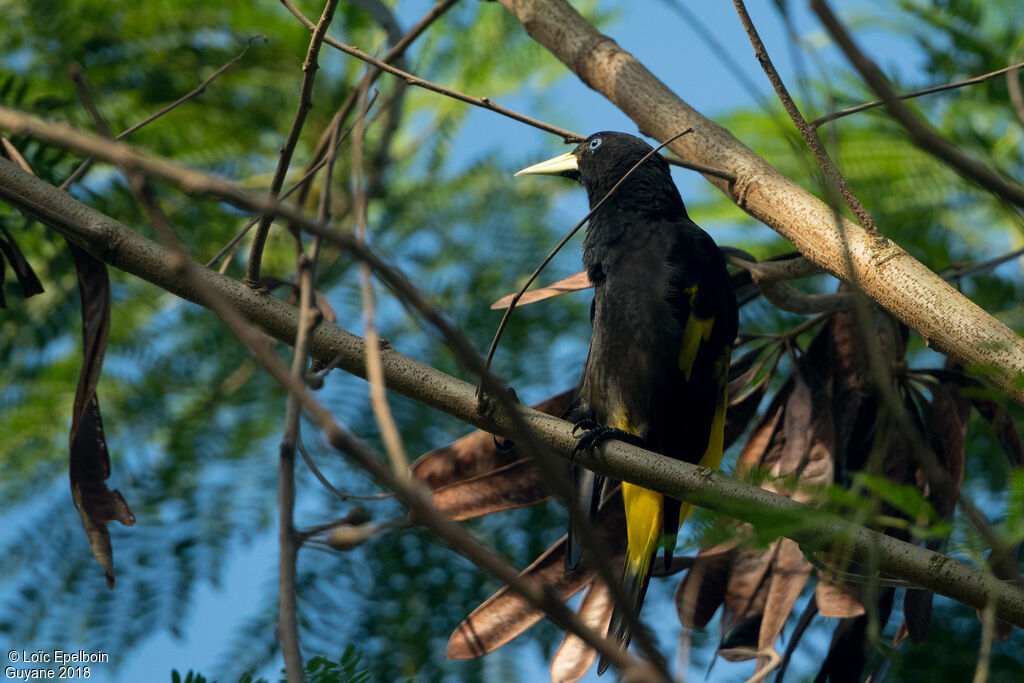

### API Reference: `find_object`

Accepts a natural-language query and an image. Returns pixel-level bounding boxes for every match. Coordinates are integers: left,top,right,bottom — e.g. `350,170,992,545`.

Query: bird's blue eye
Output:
589,137,602,150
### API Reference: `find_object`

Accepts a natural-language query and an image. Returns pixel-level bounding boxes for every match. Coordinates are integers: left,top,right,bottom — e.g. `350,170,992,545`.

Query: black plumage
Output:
517,132,738,671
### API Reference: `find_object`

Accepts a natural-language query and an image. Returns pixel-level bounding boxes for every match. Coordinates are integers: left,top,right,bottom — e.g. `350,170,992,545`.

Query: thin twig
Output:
287,0,738,184
813,60,1024,128
756,280,848,314
811,0,1024,210
70,65,183,251
205,92,378,271
278,286,310,683
276,225,321,683
297,439,348,501
280,0,579,143
73,60,314,679
211,1,455,272
1008,44,1024,125
61,37,261,191
727,253,822,281
0,135,32,173
732,0,881,237
944,246,1024,284
245,0,338,289
352,89,410,478
726,253,847,314
299,513,399,541
275,26,355,679
663,153,737,181
484,129,693,372
972,600,996,683
274,5,340,681
289,0,462,213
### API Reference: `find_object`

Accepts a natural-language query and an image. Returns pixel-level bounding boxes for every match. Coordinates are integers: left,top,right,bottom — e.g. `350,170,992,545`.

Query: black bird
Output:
516,132,738,669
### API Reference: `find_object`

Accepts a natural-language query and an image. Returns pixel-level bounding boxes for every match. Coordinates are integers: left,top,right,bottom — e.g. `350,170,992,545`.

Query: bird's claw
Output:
572,421,646,454
493,435,516,452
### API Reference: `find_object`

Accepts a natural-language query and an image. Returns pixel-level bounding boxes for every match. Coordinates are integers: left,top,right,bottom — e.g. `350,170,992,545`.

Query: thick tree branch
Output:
1,156,1022,628
494,0,1024,404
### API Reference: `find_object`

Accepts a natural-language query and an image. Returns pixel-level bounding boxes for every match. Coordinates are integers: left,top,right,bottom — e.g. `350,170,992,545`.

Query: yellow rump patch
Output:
622,482,663,577
697,358,729,472
680,355,730,528
677,286,716,380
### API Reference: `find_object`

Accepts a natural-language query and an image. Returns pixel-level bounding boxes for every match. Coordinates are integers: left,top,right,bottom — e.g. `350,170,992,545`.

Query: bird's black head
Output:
516,132,683,215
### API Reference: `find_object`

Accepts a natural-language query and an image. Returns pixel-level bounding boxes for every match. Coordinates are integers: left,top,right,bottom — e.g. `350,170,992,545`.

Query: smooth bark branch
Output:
1,157,1022,628
495,0,1024,403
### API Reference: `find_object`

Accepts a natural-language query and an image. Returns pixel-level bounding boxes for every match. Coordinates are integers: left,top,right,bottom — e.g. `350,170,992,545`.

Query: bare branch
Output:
972,600,996,683
352,85,410,478
283,0,737,185
61,36,261,191
281,0,580,143
812,60,1024,128
811,0,1024,210
726,253,846,314
204,92,377,271
732,0,879,236
291,0,462,200
1008,56,1024,125
245,0,338,289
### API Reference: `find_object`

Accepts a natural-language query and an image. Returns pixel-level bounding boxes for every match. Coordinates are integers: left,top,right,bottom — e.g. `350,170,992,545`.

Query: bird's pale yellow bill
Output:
514,151,578,176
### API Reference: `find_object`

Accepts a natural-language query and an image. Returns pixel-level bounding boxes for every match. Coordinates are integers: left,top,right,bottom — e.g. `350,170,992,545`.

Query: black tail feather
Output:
596,559,651,675
662,497,682,573
566,466,604,571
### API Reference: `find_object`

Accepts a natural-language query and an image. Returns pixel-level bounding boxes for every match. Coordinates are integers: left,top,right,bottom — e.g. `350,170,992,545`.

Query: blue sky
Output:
6,1,933,682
